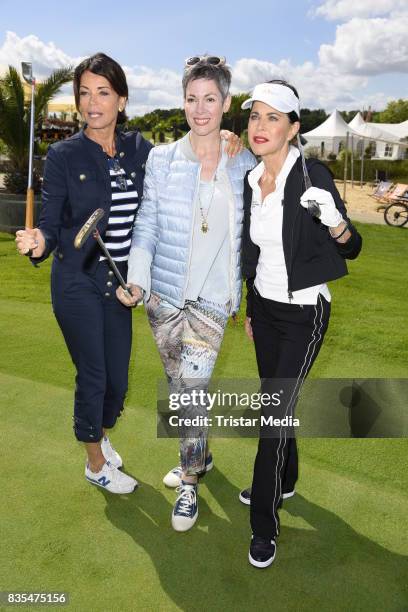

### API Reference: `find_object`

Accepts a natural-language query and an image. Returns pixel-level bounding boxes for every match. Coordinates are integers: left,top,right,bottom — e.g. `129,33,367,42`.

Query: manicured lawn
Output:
1,224,407,611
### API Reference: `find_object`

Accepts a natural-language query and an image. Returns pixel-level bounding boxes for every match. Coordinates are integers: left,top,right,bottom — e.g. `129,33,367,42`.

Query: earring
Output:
118,107,123,112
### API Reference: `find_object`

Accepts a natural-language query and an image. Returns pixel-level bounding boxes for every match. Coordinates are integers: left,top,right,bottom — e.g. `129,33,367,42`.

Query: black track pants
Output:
250,287,331,538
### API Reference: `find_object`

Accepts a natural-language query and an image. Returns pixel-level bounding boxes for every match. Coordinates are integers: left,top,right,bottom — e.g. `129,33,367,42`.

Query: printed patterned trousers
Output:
146,294,229,475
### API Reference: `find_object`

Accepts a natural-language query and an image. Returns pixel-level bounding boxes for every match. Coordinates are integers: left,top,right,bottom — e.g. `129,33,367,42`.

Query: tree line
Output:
126,97,408,139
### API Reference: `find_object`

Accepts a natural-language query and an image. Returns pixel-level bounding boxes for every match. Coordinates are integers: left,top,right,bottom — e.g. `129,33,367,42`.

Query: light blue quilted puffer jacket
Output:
127,133,255,313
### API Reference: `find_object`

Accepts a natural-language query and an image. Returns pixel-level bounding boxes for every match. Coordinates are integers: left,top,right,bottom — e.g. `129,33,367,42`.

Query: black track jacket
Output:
242,157,363,315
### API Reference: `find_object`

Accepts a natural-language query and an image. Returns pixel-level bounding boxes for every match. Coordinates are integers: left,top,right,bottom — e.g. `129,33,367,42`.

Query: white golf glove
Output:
300,187,344,228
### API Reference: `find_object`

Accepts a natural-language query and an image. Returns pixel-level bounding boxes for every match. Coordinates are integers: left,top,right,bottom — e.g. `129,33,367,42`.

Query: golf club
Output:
74,208,133,297
297,133,321,218
21,62,36,229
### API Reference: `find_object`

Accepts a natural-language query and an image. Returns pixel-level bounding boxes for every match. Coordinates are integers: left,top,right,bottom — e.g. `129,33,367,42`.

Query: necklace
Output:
198,179,216,233
197,140,222,234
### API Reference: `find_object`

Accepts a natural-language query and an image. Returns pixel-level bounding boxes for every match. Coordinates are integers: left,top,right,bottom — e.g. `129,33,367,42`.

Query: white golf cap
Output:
241,83,300,118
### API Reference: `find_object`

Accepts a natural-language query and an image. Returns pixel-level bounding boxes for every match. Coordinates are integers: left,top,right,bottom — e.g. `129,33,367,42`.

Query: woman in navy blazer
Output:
16,53,152,494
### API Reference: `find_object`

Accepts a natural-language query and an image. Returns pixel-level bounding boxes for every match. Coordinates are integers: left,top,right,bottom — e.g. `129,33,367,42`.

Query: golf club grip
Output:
94,235,132,295
25,188,34,229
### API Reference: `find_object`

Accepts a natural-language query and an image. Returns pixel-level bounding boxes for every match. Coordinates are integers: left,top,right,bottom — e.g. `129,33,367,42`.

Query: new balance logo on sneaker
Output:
85,460,137,494
97,476,111,487
171,482,198,532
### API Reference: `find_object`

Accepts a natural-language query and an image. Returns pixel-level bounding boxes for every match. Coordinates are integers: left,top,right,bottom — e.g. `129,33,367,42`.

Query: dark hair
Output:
267,79,300,123
182,57,231,101
73,52,128,124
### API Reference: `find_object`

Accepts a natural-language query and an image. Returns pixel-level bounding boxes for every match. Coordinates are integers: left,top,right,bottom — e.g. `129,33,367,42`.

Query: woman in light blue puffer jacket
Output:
117,56,255,532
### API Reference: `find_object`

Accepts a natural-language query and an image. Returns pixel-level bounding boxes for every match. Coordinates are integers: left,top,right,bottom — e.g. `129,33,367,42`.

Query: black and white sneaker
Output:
163,453,213,488
238,487,252,505
171,482,198,532
239,487,295,506
249,535,276,568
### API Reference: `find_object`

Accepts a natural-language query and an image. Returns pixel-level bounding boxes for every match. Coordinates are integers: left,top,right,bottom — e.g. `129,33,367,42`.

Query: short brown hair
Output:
73,52,128,124
182,56,231,101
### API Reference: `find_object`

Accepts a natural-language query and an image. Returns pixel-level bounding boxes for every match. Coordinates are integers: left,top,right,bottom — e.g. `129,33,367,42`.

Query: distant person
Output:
16,53,152,494
117,55,255,532
240,80,362,568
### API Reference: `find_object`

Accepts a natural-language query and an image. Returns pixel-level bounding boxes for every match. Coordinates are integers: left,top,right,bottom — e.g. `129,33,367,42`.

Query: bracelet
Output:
330,223,349,240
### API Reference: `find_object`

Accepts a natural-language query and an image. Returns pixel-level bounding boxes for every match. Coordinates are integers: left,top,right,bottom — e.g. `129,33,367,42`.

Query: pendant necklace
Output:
199,180,215,233
198,140,222,234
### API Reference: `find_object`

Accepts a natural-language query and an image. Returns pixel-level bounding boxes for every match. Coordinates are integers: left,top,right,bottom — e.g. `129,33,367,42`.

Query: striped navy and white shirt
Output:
100,155,139,262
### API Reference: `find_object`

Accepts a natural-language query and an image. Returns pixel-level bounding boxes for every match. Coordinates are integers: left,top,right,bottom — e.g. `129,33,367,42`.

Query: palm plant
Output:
0,65,73,192
224,93,250,137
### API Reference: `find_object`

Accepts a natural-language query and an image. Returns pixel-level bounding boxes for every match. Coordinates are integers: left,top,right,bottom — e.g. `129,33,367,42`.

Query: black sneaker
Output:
238,487,251,505
249,535,276,568
239,487,295,506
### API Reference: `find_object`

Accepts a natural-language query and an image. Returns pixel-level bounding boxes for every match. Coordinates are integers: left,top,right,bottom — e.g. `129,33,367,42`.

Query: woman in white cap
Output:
239,79,362,568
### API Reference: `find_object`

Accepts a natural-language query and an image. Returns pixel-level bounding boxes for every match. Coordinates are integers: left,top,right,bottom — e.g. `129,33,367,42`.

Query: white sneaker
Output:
101,435,123,469
171,483,198,532
85,460,137,494
163,453,213,488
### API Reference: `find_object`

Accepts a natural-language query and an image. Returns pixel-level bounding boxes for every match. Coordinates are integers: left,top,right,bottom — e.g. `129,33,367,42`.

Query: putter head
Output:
307,200,321,218
74,208,105,249
21,62,34,85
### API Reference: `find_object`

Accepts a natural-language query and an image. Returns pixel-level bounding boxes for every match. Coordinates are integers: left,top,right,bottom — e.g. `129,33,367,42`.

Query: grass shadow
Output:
101,466,407,611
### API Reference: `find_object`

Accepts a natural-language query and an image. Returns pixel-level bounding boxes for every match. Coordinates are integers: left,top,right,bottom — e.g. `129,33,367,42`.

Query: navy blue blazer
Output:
35,128,153,272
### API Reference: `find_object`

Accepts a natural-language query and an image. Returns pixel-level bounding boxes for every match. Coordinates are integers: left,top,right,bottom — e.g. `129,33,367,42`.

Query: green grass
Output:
1,224,407,612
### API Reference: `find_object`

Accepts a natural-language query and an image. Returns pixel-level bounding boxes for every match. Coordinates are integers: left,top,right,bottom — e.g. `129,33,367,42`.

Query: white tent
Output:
302,110,360,157
348,113,408,159
348,111,366,132
371,120,408,140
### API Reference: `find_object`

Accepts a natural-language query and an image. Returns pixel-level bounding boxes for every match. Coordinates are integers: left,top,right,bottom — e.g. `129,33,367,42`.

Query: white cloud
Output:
0,29,405,116
0,31,80,78
124,65,182,114
314,0,406,21
231,58,366,111
319,14,408,75
0,32,182,115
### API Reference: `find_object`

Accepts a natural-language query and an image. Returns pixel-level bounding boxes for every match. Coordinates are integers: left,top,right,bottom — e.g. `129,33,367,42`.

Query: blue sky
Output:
0,0,407,115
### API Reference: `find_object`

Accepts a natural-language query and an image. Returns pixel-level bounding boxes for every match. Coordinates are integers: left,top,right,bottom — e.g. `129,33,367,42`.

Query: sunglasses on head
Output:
109,158,128,192
185,55,226,67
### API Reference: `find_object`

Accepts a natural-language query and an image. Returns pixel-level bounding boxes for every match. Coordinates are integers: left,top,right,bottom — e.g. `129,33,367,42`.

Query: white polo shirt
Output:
249,146,331,305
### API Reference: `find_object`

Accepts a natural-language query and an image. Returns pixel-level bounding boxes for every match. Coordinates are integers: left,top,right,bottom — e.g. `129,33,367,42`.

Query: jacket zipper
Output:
225,168,236,313
181,162,200,305
287,204,301,303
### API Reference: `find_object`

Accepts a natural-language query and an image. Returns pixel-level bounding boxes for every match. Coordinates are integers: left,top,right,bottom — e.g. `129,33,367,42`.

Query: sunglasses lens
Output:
116,176,127,191
185,55,225,67
186,56,200,66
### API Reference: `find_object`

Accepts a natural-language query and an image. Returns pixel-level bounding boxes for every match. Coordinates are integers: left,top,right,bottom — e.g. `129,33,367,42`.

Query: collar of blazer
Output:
78,126,126,157
76,127,148,180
